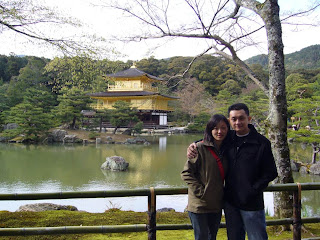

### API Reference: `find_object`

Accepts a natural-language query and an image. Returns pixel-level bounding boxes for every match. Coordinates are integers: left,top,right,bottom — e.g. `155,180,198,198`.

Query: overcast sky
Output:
0,0,319,61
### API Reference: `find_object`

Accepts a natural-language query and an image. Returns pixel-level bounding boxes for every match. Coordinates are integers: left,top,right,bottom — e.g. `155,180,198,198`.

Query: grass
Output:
0,210,319,240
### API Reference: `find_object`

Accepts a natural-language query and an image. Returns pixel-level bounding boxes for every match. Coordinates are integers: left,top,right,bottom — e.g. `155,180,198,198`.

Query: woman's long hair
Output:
203,114,229,143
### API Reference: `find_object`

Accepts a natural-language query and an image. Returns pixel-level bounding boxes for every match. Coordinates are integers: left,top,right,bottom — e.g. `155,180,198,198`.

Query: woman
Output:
181,114,229,240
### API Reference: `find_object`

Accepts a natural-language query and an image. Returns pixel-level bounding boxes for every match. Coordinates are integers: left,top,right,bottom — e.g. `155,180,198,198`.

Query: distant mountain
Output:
245,45,320,70
245,54,268,68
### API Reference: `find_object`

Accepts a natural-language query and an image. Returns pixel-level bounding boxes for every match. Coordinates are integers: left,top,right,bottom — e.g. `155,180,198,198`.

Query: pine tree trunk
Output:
99,117,103,132
71,116,77,129
260,0,294,222
312,145,317,164
312,149,317,164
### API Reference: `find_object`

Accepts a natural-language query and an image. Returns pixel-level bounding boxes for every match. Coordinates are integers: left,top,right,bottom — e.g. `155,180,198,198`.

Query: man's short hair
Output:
228,103,250,116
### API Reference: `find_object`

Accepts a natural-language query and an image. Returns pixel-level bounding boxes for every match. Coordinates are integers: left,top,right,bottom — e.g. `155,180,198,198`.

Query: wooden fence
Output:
0,183,320,240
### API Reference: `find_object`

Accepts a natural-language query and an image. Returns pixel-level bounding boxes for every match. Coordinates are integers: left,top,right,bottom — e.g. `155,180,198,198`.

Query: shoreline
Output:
1,127,190,144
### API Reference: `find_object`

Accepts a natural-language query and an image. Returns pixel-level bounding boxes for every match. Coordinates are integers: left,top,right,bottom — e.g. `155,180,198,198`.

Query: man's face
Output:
228,109,251,135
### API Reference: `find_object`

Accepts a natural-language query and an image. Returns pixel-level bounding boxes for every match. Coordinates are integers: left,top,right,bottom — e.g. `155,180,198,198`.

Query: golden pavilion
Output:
89,65,178,128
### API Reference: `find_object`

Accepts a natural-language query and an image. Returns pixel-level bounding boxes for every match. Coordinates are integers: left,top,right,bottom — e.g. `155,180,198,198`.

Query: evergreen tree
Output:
24,87,57,112
110,101,139,134
187,112,211,133
4,102,52,140
53,87,92,129
288,129,320,164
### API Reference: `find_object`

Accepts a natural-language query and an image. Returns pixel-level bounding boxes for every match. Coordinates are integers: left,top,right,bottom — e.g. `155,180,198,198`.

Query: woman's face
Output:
211,120,228,142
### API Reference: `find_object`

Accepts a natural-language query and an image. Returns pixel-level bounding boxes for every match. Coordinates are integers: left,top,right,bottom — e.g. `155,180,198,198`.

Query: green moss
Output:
0,211,319,239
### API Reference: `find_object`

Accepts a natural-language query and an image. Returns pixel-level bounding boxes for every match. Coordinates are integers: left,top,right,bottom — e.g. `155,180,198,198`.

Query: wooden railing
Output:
0,183,319,239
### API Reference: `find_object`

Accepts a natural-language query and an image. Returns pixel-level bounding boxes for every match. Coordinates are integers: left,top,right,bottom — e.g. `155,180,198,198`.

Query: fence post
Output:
148,187,156,240
293,182,302,240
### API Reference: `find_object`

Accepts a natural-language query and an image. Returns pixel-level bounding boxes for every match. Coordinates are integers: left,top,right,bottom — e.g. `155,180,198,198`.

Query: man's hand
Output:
187,142,198,159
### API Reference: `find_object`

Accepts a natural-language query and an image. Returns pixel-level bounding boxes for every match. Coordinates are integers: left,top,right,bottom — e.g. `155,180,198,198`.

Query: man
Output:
187,103,278,240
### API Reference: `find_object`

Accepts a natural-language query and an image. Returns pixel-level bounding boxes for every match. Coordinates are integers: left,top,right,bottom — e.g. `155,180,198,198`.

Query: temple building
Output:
89,65,178,128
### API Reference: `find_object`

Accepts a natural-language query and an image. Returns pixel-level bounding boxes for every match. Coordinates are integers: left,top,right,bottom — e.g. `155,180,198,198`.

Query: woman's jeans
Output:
224,202,268,240
188,211,222,240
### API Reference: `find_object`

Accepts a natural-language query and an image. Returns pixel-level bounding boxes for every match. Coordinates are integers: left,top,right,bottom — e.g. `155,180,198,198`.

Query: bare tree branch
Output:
104,0,318,96
281,3,320,26
0,0,110,57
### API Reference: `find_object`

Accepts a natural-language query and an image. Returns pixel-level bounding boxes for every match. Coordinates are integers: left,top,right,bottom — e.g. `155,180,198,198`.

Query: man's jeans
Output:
224,202,268,240
188,211,222,240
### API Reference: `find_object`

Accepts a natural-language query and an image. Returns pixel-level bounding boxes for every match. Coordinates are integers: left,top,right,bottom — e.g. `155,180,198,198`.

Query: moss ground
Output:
0,210,319,239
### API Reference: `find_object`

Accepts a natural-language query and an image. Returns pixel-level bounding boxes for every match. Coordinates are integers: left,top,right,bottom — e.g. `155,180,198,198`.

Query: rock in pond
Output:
101,156,129,171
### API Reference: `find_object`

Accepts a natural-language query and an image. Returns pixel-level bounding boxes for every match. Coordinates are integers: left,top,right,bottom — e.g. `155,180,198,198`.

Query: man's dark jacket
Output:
224,124,278,211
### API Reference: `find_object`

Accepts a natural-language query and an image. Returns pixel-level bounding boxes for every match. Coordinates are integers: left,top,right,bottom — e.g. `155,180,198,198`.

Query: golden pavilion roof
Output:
106,67,164,81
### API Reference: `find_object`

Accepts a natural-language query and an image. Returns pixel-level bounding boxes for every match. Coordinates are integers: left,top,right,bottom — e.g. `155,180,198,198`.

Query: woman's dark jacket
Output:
224,124,278,211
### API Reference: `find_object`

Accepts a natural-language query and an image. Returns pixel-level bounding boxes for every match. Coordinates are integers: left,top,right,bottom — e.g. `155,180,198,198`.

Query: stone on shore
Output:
17,203,78,212
299,166,309,174
309,162,320,175
48,129,68,142
101,156,129,171
157,207,175,212
125,137,150,145
291,160,301,172
63,134,78,143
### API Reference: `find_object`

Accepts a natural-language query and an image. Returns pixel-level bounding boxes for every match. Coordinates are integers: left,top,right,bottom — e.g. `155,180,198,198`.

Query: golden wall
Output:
92,96,172,111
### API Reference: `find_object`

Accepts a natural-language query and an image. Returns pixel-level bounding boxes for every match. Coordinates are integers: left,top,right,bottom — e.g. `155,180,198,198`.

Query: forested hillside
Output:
1,46,320,143
246,45,320,70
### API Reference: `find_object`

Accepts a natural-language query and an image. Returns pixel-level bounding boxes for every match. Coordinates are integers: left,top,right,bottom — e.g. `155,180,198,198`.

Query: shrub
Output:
88,132,100,139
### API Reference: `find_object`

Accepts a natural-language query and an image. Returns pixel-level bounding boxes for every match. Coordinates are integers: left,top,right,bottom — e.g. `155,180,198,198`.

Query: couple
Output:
181,103,278,240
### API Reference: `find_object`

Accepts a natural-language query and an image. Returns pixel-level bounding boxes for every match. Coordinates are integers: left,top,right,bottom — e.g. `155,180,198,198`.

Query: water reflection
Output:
159,136,167,151
0,136,319,216
293,172,320,217
0,135,201,212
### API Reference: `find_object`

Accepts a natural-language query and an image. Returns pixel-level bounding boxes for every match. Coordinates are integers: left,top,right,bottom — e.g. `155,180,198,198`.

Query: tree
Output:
23,87,57,112
239,85,269,127
5,56,52,107
187,112,211,132
110,101,139,134
44,56,122,93
286,73,313,101
136,56,162,76
0,54,28,83
4,102,53,141
215,88,238,112
5,76,27,107
105,0,320,220
17,57,50,87
53,87,93,129
288,129,320,164
221,79,242,95
176,78,212,122
0,83,10,127
132,121,144,136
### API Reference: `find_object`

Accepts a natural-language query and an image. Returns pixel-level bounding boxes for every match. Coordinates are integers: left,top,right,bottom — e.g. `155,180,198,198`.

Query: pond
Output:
0,134,319,216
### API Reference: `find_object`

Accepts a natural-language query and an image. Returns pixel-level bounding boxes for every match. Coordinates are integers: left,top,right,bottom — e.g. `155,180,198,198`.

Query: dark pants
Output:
188,211,222,240
224,202,268,240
